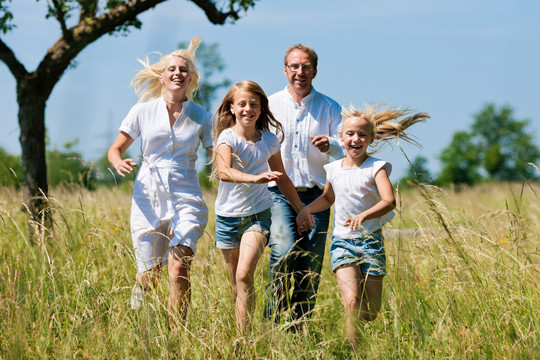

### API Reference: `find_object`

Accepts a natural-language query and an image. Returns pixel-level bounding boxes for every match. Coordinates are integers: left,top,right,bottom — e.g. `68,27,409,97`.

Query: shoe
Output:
130,285,144,309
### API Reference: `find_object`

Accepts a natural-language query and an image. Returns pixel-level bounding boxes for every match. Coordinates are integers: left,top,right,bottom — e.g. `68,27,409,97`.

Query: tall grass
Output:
0,181,538,359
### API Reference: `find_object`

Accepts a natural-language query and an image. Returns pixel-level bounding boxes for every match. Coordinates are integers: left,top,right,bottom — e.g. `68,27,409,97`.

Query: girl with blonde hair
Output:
108,35,212,327
297,103,429,351
211,80,311,335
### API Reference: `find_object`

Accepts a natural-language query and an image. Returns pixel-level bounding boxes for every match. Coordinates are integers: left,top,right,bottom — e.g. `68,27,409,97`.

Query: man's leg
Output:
290,189,330,320
264,187,298,322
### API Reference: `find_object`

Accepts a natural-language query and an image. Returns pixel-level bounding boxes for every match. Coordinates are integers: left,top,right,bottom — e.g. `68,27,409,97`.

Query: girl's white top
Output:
214,128,281,217
324,156,395,239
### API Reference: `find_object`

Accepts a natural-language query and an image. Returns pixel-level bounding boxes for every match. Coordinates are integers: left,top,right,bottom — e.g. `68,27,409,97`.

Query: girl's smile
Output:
230,90,262,128
340,116,374,165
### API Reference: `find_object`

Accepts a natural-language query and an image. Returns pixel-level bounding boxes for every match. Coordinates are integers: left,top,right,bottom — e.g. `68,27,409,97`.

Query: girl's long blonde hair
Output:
211,80,284,179
341,103,430,153
131,35,202,102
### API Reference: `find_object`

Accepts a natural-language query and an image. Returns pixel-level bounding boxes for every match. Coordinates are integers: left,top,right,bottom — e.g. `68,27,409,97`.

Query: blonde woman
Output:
108,36,212,326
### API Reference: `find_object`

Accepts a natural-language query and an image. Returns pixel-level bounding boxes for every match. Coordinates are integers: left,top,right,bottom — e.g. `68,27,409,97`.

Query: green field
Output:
1,182,538,359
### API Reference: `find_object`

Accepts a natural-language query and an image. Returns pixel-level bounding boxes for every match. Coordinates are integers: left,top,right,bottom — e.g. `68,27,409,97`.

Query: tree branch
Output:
35,0,250,93
189,0,240,23
35,0,168,96
78,0,99,22
50,0,73,41
0,36,27,81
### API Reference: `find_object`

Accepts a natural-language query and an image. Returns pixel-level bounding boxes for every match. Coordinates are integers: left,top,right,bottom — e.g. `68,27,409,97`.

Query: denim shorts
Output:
215,208,272,250
330,231,386,276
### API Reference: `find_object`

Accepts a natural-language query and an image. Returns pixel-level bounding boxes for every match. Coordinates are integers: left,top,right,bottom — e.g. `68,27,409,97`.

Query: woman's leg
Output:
131,222,169,309
235,231,267,334
130,266,162,309
136,266,162,291
221,249,240,303
168,244,194,328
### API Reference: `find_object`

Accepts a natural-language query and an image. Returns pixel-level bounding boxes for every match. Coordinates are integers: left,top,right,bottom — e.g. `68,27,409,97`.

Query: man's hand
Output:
311,135,330,153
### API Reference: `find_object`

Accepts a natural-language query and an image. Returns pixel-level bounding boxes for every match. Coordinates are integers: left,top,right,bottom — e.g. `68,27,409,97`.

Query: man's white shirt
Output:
269,86,343,189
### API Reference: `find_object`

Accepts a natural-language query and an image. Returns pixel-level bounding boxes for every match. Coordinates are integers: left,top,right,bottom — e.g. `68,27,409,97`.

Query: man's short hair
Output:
284,44,318,69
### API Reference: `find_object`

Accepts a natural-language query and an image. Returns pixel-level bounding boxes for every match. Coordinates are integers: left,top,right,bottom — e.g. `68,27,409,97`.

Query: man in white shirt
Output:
265,44,343,324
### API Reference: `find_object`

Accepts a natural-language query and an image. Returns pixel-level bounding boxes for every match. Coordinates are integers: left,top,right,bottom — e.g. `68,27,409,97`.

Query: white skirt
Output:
130,163,208,273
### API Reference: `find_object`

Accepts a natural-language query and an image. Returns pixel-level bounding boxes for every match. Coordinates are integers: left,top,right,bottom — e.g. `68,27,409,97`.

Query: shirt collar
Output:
284,86,318,105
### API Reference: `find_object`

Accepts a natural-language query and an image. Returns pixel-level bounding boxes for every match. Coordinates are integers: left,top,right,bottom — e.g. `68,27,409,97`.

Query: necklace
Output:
164,97,186,105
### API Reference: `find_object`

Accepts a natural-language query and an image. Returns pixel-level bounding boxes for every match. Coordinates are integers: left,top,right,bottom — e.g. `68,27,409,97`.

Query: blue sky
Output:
1,0,539,180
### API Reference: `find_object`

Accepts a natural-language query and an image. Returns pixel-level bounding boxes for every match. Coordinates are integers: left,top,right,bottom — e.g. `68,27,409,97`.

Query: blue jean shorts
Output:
215,208,272,250
330,231,386,276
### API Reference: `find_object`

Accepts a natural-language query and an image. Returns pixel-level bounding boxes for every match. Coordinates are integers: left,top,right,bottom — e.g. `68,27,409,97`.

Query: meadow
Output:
0,181,538,359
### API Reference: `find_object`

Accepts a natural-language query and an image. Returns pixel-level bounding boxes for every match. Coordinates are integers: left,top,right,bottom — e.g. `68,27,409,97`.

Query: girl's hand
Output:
344,214,366,232
113,159,138,177
296,208,315,234
254,171,282,184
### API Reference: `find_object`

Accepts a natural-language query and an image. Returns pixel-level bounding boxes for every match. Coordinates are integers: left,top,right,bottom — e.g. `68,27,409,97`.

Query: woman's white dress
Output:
119,97,212,272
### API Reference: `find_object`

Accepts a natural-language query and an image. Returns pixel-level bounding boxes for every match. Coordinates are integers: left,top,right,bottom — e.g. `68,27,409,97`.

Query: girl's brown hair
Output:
211,80,284,178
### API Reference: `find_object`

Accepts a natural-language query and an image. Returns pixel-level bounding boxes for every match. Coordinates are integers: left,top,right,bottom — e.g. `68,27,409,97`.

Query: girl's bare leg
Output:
360,273,383,321
336,264,362,349
235,231,267,334
336,264,384,350
222,248,240,303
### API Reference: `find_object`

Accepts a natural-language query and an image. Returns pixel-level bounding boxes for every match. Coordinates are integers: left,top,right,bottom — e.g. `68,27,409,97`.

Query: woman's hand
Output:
113,158,138,177
108,131,135,177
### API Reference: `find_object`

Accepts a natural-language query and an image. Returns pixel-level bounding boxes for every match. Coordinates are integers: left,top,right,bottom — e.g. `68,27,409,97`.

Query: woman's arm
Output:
108,131,137,177
344,168,396,231
216,143,282,184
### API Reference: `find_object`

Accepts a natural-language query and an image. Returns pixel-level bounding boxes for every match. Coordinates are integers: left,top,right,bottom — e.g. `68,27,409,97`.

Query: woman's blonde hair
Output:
210,80,284,179
131,35,202,102
341,103,430,153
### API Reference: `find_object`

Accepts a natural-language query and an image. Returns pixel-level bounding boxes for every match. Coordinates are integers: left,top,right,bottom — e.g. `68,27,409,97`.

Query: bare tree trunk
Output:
17,77,51,235
1,0,256,238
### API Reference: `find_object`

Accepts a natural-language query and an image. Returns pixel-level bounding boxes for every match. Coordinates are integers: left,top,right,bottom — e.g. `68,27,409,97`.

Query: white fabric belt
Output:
141,161,191,172
141,159,184,218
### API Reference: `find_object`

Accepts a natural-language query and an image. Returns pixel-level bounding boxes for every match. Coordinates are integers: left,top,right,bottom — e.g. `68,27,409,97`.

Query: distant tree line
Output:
0,141,135,190
400,103,540,187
